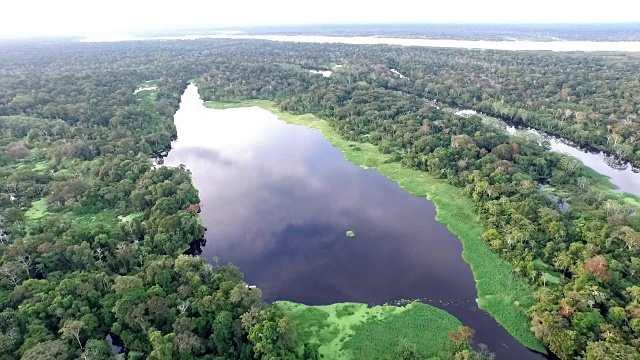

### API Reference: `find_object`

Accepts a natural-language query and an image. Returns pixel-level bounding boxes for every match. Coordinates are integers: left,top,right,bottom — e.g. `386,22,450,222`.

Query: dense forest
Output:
1,38,640,359
0,42,307,360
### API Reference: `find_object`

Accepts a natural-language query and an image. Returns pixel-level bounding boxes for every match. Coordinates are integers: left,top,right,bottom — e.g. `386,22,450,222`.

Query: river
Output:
163,85,546,359
83,33,640,52
455,110,640,196
509,127,640,196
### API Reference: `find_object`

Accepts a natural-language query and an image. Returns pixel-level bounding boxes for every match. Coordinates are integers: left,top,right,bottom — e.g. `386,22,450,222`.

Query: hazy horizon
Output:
2,0,640,39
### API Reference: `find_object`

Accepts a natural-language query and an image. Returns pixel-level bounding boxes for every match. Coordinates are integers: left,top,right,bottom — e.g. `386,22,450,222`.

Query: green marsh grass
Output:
25,198,49,221
277,301,462,360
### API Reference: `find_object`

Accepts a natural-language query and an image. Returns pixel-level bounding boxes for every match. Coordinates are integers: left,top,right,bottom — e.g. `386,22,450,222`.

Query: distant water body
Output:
82,33,640,52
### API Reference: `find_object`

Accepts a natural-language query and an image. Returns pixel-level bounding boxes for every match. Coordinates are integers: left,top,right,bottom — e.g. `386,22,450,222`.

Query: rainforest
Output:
1,38,640,360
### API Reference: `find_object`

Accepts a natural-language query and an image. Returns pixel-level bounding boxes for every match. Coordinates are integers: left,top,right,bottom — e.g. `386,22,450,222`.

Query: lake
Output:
83,33,640,52
163,85,546,359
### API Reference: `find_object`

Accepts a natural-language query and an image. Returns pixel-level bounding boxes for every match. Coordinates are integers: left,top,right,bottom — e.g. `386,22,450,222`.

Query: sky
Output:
1,0,639,38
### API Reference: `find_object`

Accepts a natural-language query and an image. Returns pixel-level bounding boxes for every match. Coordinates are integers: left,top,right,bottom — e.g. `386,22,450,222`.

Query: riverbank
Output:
205,99,546,353
275,301,463,359
449,103,640,197
581,167,640,208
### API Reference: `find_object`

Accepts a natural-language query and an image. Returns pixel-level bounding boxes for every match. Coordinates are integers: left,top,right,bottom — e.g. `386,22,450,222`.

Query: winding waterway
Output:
507,127,640,196
458,110,640,196
163,85,546,359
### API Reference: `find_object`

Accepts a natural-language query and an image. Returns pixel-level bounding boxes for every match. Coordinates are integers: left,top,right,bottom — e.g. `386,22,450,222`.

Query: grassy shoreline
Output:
582,166,640,208
204,100,546,353
276,301,463,360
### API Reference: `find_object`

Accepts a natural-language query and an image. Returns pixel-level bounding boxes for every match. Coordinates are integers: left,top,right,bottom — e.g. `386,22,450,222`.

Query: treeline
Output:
196,46,640,359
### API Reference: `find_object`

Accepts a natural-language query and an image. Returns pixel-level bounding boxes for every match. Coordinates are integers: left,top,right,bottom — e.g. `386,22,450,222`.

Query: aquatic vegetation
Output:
346,230,356,237
277,301,463,360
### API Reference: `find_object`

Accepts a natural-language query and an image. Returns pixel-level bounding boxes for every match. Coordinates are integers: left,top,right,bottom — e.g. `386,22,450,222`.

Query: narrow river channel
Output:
506,126,640,196
162,85,547,359
453,109,640,197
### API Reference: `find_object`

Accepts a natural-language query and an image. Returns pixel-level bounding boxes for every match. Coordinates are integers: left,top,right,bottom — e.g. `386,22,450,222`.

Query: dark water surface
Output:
164,85,546,359
106,333,124,356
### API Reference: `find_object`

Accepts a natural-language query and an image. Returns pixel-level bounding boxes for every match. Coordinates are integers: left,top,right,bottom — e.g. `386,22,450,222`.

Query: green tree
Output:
585,341,640,360
21,340,69,360
148,329,174,360
59,320,84,349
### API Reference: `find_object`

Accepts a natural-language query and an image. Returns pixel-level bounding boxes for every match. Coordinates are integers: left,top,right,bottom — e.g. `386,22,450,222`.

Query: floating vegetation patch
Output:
277,301,463,360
